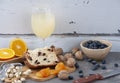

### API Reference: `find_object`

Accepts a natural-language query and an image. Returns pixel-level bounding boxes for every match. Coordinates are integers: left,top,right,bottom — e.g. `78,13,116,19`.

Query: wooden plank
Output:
0,35,120,52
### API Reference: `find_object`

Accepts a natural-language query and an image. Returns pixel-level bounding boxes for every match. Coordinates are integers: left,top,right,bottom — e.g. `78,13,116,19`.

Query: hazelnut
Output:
75,51,83,60
72,48,79,54
64,53,73,60
58,70,69,80
66,58,76,67
58,55,65,61
55,48,63,55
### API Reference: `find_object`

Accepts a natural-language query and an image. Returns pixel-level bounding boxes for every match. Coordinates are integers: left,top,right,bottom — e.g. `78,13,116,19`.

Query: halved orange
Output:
10,38,27,57
0,48,15,60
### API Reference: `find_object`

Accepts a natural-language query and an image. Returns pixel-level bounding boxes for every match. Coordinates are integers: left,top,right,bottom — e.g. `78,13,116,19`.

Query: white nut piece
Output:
17,80,22,83
66,58,76,67
20,77,26,81
7,69,11,73
15,73,20,78
58,70,69,80
64,53,73,60
9,65,15,69
5,73,8,77
27,69,32,73
23,71,29,75
75,51,83,60
13,69,17,73
8,73,14,78
15,66,20,70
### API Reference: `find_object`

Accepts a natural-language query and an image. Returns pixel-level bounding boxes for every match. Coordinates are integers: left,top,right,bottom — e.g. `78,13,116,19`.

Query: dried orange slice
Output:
36,67,51,78
10,38,27,57
50,69,58,75
55,62,66,72
0,48,15,60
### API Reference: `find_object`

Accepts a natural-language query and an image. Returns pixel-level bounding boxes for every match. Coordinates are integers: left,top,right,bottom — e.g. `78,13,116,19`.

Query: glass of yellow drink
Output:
31,8,55,47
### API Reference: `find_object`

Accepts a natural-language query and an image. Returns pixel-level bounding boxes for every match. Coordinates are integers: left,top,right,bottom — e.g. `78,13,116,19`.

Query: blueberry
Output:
101,65,107,70
84,43,89,48
102,60,106,64
95,64,100,68
87,58,93,62
91,61,97,65
68,76,74,80
114,63,119,67
87,40,93,44
75,63,79,69
78,70,83,73
91,64,100,71
79,74,84,78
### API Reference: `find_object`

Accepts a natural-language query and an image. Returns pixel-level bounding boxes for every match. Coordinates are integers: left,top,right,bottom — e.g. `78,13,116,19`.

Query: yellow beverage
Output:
31,11,55,39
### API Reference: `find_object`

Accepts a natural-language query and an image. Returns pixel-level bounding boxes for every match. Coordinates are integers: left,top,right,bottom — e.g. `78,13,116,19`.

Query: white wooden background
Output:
0,0,120,34
0,0,120,52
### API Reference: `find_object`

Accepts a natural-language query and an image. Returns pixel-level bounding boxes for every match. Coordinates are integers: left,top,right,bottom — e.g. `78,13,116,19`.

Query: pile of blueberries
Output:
83,40,108,49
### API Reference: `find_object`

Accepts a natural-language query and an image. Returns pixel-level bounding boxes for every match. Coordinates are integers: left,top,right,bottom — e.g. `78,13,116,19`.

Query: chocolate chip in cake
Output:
43,58,47,61
51,49,53,52
35,60,38,64
28,56,32,61
43,53,46,56
55,61,59,63
36,62,40,64
38,52,41,56
47,49,51,51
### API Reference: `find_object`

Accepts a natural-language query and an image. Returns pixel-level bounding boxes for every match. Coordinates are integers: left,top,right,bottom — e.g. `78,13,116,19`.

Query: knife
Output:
73,68,120,83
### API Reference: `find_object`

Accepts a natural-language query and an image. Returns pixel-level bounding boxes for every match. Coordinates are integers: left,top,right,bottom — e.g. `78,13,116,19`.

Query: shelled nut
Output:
66,58,76,67
72,48,79,54
58,70,69,80
75,51,83,60
64,53,73,60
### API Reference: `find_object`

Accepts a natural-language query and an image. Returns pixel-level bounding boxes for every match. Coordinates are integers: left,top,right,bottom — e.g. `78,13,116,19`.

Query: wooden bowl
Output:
80,40,112,60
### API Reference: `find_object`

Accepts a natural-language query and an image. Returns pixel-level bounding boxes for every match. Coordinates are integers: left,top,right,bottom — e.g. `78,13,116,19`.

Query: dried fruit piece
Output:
50,69,58,75
36,67,51,78
55,62,66,72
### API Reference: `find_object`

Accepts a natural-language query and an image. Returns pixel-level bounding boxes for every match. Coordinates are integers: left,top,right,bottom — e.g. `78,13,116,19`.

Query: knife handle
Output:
73,74,103,83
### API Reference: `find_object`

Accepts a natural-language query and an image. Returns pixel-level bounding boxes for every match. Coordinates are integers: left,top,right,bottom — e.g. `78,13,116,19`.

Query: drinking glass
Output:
31,8,55,47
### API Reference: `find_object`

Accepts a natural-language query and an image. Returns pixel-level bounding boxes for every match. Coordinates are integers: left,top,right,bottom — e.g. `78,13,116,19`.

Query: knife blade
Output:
73,68,120,83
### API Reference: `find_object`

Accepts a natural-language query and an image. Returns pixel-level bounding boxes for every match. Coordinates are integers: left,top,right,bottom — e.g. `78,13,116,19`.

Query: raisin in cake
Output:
25,48,60,68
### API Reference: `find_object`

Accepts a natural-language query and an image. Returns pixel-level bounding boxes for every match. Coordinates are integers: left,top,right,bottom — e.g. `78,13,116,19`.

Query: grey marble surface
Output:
26,52,120,83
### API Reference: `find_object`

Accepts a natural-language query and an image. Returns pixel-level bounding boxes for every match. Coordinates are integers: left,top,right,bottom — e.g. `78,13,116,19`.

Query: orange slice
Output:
10,38,27,57
0,48,15,60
